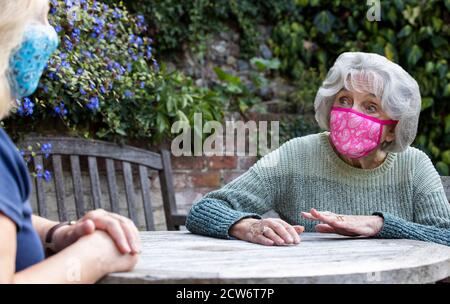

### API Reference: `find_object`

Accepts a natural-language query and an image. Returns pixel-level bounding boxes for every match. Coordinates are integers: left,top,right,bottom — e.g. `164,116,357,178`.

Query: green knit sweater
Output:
186,131,450,246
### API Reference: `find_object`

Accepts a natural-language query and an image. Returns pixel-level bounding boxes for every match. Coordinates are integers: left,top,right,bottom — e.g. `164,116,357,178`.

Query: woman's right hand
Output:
78,230,139,275
229,218,304,246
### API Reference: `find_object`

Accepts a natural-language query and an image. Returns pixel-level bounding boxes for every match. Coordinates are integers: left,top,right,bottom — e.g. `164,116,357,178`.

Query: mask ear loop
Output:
380,121,398,151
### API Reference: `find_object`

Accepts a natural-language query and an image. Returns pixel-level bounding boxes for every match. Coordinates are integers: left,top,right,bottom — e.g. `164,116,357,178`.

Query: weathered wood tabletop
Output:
100,231,450,284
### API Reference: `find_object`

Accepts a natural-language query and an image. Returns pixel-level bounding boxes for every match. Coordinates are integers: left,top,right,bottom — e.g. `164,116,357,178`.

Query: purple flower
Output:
17,98,34,116
65,0,74,8
87,96,100,110
41,143,52,158
152,59,160,72
82,51,93,59
61,60,71,69
113,8,122,19
43,170,52,182
72,28,81,41
48,72,59,81
54,102,68,116
35,166,52,182
146,45,152,59
124,90,134,98
64,38,73,51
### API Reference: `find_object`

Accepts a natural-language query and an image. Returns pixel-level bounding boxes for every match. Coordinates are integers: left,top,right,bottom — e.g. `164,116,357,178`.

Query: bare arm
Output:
0,213,138,284
31,215,58,245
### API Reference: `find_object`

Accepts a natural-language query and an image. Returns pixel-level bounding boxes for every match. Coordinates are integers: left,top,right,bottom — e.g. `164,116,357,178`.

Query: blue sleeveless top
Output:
0,128,44,271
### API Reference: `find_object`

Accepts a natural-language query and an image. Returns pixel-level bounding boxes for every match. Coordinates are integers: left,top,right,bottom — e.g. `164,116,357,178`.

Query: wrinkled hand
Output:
52,209,141,254
301,208,384,237
230,218,305,246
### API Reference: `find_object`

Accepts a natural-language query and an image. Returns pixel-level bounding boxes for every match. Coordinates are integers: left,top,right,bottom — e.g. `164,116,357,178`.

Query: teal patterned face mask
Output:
8,23,59,99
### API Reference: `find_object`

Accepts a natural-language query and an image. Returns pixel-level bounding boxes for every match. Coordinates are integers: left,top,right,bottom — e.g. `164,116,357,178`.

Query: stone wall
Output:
170,154,257,214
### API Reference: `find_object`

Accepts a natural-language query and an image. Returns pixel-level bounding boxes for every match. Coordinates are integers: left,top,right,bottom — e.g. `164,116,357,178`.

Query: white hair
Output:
0,0,49,120
314,52,422,153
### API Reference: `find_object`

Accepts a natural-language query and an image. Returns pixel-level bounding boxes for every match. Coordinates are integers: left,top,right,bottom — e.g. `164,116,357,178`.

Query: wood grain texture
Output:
19,137,163,169
88,157,102,209
70,155,85,218
33,155,47,218
52,155,67,222
100,231,450,284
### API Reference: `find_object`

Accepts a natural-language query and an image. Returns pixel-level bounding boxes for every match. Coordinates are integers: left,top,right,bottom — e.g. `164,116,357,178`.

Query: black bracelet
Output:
44,221,76,256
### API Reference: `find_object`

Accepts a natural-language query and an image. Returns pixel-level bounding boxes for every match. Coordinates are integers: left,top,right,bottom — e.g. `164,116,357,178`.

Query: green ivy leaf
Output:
313,11,336,34
421,97,433,111
250,57,280,71
436,161,449,176
445,114,450,134
213,67,241,86
443,83,450,97
407,45,423,66
384,43,396,61
442,150,450,165
445,0,450,11
115,128,127,136
397,25,412,38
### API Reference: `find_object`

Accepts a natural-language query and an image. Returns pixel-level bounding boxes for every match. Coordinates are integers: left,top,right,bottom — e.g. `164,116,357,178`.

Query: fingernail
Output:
123,243,131,253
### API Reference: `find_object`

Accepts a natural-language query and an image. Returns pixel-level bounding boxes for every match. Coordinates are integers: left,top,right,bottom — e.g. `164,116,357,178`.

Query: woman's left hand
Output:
51,209,141,254
301,208,384,237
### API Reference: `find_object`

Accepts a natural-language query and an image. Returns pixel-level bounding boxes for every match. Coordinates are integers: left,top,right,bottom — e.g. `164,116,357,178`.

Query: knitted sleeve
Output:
374,151,450,246
185,147,285,239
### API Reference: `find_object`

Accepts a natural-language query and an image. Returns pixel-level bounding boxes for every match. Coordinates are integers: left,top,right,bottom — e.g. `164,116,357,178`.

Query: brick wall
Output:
168,155,258,213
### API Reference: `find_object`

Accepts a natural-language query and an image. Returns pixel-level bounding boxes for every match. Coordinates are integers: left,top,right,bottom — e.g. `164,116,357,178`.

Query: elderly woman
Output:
0,0,140,283
186,52,450,247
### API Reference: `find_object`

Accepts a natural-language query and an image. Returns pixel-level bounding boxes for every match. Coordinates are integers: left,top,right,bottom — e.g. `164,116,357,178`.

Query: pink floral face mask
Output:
329,106,398,159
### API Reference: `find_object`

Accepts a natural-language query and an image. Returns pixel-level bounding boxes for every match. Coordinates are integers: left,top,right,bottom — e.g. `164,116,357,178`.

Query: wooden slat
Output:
20,137,163,170
159,149,178,230
139,165,155,230
70,155,85,218
88,157,102,209
52,155,67,221
106,159,119,214
17,137,186,231
441,176,450,202
122,162,137,225
33,155,47,217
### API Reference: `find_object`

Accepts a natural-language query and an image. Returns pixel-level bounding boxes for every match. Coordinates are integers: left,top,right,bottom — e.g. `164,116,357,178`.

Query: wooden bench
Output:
19,137,186,231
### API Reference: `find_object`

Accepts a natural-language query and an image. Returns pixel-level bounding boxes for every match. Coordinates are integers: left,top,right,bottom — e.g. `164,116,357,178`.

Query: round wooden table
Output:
100,231,450,284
